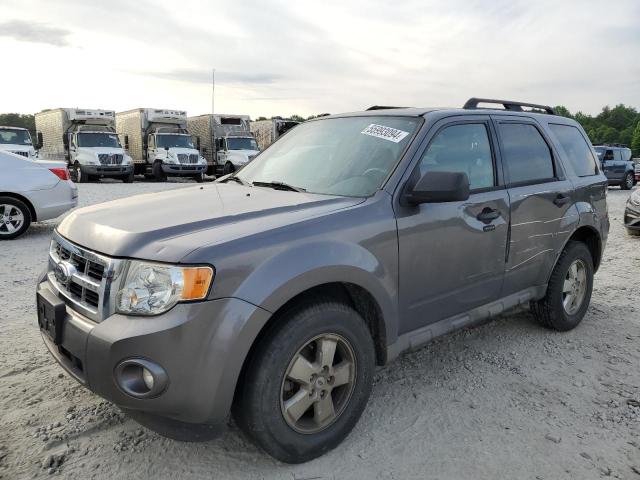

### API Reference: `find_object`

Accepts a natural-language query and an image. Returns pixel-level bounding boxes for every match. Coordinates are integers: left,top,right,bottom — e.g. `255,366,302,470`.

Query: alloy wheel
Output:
0,204,25,236
280,333,356,434
562,259,587,315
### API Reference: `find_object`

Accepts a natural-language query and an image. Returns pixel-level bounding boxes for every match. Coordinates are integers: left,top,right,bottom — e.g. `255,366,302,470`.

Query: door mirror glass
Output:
405,171,470,204
124,135,129,150
36,132,43,150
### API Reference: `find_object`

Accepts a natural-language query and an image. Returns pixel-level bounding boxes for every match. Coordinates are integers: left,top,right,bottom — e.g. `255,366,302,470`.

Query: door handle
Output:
477,207,500,224
553,193,570,207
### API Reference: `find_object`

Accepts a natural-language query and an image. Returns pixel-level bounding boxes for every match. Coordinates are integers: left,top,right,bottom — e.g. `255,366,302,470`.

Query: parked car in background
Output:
36,98,608,463
633,158,640,183
0,126,38,159
594,145,635,189
0,151,77,239
35,109,134,183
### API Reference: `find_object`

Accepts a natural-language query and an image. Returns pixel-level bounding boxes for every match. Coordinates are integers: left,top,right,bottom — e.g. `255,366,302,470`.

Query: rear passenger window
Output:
548,124,598,176
498,123,555,185
419,123,494,190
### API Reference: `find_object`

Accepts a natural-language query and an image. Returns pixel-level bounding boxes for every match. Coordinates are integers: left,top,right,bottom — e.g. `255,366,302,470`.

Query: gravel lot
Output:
0,181,639,479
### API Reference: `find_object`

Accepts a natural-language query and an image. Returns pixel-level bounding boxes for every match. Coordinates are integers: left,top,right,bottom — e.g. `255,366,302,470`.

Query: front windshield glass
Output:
77,132,120,148
236,116,421,197
227,137,259,151
156,134,195,149
0,129,32,145
594,147,605,157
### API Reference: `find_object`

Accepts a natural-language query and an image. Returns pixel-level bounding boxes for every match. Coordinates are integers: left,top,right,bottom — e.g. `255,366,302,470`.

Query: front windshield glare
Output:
77,133,120,148
157,134,195,149
227,137,258,151
236,116,420,197
0,129,32,145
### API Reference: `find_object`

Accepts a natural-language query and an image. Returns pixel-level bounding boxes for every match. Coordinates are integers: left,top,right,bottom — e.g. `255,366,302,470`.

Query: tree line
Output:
2,106,639,157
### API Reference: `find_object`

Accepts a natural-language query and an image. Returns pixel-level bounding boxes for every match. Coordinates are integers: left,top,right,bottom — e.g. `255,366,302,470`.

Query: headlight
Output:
116,261,214,315
630,190,640,207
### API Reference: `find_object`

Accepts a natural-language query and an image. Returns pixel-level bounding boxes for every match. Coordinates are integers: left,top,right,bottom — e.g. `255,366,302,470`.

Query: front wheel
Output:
223,162,235,175
153,162,167,182
531,241,594,331
235,300,375,464
621,172,634,190
123,170,135,183
73,163,88,183
193,172,204,183
0,197,32,240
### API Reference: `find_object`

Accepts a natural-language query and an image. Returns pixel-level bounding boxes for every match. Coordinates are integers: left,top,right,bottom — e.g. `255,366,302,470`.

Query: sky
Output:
1,0,639,118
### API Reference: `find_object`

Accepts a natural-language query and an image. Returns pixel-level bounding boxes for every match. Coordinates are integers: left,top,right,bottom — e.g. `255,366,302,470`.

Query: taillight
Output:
49,167,70,181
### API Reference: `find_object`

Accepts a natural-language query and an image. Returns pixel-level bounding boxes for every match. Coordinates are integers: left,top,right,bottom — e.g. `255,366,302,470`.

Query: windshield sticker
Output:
361,124,409,143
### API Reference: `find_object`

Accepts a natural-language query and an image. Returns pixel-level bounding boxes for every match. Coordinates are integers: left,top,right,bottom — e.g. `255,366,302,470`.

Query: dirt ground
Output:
0,181,638,480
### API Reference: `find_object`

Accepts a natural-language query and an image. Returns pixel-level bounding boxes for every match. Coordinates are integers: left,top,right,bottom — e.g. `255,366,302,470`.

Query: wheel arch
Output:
0,191,37,221
558,225,602,273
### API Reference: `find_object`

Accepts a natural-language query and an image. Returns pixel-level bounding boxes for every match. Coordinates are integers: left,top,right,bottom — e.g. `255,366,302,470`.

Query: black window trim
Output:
413,118,502,194
548,122,600,178
493,119,562,188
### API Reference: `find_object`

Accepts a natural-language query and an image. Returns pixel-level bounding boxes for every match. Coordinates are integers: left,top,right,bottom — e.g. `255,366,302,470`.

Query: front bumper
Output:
37,277,270,430
624,203,640,230
161,164,206,175
81,164,133,176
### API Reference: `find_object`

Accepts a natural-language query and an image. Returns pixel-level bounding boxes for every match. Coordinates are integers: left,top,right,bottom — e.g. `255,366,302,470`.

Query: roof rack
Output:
366,105,408,111
463,98,556,115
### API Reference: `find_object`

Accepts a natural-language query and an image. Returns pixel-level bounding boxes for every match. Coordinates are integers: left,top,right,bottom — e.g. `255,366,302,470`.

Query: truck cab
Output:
0,126,37,159
144,127,206,182
594,145,635,189
215,134,260,175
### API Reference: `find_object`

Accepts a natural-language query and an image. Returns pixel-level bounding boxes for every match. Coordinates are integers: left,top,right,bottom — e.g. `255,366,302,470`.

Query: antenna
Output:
211,68,215,114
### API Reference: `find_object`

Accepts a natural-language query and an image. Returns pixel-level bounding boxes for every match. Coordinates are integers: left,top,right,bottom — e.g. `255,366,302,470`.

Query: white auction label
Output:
361,124,409,143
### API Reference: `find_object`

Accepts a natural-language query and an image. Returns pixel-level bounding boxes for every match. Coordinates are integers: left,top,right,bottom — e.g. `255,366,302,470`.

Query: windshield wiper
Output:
252,181,306,192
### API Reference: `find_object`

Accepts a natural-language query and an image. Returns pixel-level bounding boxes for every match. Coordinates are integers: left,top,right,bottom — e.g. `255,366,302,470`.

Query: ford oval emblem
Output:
54,261,75,285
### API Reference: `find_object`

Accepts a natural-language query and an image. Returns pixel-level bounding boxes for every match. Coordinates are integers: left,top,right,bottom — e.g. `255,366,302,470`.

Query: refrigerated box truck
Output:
116,108,206,182
188,114,260,176
35,108,133,183
250,118,299,151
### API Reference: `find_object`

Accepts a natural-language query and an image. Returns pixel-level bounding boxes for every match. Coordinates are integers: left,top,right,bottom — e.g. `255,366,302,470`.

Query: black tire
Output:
223,162,235,175
193,172,204,183
531,241,594,331
74,163,88,183
0,196,32,240
627,228,640,237
123,171,135,183
153,161,167,182
621,172,634,190
235,299,375,464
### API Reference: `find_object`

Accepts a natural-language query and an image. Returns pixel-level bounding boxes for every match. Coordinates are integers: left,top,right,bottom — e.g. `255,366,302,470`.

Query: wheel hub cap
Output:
562,259,587,315
0,204,24,235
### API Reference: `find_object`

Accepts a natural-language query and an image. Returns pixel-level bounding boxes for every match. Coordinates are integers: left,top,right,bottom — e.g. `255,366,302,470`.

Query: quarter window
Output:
498,123,554,185
418,123,494,190
548,124,598,176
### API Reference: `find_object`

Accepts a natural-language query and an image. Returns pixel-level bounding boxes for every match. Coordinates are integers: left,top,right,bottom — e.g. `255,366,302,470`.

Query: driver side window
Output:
418,123,495,190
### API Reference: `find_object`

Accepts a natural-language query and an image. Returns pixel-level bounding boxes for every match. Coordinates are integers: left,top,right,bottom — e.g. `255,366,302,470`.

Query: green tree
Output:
631,121,640,157
0,113,35,131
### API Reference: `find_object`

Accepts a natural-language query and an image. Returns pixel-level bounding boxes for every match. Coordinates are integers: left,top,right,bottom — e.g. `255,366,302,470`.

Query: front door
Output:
396,118,509,334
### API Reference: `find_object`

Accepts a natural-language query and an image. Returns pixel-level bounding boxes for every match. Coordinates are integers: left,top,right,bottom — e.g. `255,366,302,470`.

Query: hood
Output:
56,183,364,262
0,144,36,158
227,149,259,165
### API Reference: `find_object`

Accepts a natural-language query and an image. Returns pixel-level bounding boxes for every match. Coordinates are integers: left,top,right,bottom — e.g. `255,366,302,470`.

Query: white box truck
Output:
188,114,260,176
0,126,38,159
250,118,299,151
35,108,133,183
116,108,207,182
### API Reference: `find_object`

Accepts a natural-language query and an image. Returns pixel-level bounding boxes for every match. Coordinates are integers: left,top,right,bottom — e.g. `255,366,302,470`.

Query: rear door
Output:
492,116,576,295
396,116,509,334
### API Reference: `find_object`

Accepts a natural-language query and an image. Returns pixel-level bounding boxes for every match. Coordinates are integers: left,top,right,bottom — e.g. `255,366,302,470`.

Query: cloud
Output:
0,20,71,47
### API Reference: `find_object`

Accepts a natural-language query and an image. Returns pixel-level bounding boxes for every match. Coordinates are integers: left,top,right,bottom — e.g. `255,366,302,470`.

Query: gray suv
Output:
36,98,609,463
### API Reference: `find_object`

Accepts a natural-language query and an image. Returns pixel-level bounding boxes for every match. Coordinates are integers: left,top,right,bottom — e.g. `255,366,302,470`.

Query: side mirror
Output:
202,147,208,154
124,135,129,150
403,171,470,205
62,134,69,147
36,132,43,150
196,137,201,151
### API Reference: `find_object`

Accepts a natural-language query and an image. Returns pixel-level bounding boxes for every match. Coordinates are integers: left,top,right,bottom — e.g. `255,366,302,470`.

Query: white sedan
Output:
0,151,78,239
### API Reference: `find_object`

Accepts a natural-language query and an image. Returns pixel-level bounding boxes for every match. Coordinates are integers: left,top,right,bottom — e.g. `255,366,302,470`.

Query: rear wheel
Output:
531,241,594,331
621,172,634,190
0,197,32,240
235,300,375,464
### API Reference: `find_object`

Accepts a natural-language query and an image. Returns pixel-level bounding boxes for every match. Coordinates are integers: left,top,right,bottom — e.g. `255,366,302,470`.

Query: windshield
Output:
0,129,32,145
227,137,259,151
236,116,421,197
594,147,605,157
157,134,195,149
77,132,120,148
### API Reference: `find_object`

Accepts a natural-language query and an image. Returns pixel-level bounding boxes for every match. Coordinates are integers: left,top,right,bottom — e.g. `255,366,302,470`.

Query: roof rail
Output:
463,97,556,115
366,105,408,111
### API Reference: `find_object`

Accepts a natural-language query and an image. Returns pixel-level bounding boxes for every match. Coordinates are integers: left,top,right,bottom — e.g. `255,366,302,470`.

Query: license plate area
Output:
37,290,67,345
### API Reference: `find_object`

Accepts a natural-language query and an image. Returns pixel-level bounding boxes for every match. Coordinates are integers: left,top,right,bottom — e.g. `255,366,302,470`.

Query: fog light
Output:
142,368,154,390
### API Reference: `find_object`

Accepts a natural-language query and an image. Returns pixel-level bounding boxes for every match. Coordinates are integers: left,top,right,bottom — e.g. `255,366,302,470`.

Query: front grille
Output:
98,153,123,165
11,151,29,158
47,233,124,322
177,153,199,164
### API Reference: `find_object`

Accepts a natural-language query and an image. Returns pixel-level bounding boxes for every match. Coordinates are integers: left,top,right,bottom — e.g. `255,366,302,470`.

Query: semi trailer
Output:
188,114,259,176
116,108,206,182
35,109,133,183
0,126,38,159
250,118,299,151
